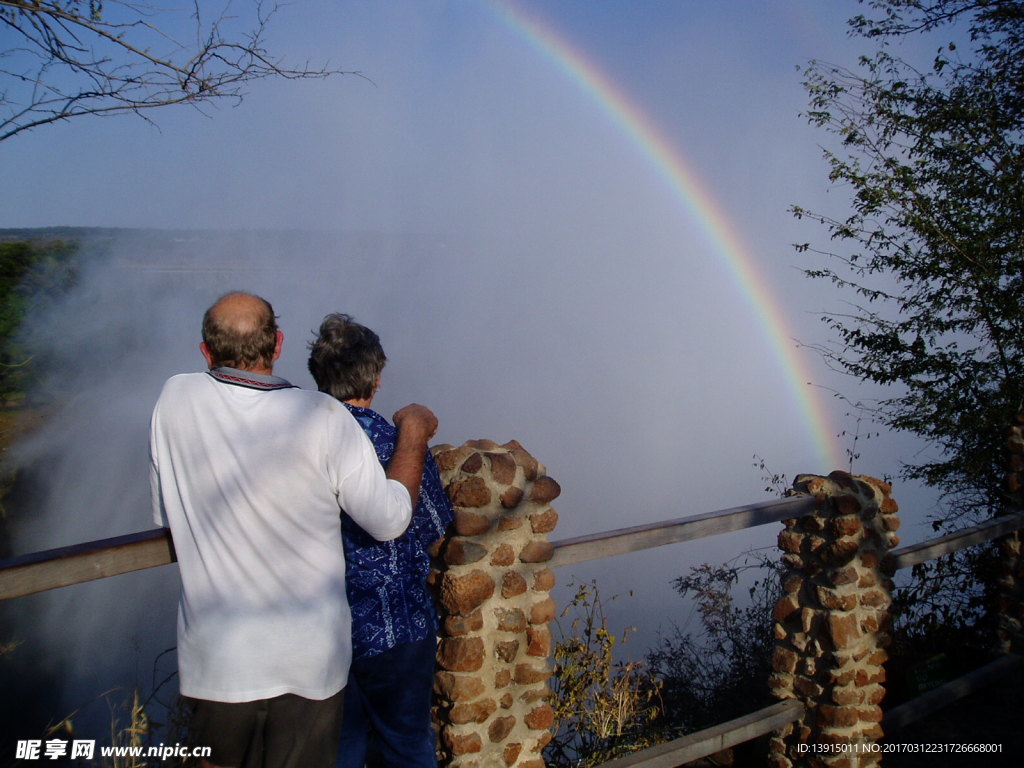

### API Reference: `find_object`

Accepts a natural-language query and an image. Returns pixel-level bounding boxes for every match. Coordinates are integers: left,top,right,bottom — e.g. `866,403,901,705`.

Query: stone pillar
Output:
431,440,560,768
768,472,900,768
995,409,1024,654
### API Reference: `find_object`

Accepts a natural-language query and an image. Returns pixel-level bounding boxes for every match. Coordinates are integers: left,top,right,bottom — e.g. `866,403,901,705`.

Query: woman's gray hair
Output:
307,313,386,401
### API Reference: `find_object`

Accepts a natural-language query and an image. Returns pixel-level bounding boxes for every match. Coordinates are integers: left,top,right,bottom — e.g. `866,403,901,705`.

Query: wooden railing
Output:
596,700,805,768
549,495,818,568
2,498,1022,767
0,528,174,601
0,496,819,601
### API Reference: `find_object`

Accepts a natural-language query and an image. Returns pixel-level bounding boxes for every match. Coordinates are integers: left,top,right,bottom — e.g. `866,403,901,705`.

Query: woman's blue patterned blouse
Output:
341,403,455,660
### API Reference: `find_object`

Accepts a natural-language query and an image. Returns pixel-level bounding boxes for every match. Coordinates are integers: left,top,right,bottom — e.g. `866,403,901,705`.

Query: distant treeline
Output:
1,227,102,241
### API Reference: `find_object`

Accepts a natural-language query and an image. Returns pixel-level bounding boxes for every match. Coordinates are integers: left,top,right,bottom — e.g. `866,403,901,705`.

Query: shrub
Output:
646,551,781,734
545,580,666,767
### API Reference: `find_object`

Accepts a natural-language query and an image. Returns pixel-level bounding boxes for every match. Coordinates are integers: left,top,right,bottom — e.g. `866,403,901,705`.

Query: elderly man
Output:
150,292,438,768
308,313,454,768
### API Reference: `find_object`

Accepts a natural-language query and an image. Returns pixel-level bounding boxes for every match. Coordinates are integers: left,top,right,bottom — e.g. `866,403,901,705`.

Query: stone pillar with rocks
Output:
431,439,560,768
768,472,901,768
995,408,1024,654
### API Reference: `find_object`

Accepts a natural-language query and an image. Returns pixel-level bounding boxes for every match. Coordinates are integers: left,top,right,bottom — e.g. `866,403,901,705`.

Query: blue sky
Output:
1,0,959,707
3,0,866,233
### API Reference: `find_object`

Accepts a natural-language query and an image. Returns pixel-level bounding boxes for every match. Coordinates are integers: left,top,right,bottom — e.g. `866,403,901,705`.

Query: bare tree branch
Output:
0,0,356,141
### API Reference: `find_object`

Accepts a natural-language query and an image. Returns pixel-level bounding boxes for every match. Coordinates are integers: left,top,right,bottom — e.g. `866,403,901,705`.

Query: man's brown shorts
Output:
187,689,344,768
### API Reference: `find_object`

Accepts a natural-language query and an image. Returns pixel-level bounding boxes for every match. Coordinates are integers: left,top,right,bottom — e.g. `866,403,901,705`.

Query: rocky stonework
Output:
432,440,559,768
996,410,1024,654
768,472,900,768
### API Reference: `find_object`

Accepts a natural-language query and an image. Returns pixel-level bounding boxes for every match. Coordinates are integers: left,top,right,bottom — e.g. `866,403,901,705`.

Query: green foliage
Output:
892,546,990,648
794,1,1024,526
886,540,1005,706
646,551,781,735
0,239,79,404
545,581,666,767
796,0,1024,693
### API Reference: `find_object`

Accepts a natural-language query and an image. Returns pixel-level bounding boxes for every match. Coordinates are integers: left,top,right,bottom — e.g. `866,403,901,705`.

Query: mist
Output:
0,219,927,739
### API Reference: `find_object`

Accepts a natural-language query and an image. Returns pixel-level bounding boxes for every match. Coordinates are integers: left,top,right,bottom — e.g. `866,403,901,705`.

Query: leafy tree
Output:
793,0,1024,525
0,1,350,141
794,1,1024,656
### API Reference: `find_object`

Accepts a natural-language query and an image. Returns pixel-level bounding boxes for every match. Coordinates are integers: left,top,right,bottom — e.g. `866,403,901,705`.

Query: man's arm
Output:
387,403,439,503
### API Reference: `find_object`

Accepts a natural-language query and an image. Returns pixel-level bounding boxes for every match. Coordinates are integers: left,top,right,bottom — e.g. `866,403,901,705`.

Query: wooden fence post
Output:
767,472,901,768
431,440,560,768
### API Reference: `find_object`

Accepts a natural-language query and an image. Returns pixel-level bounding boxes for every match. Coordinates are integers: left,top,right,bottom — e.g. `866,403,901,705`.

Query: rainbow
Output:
490,0,843,472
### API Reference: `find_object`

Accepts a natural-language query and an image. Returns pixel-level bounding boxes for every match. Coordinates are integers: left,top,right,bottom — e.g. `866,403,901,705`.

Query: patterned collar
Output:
206,367,296,391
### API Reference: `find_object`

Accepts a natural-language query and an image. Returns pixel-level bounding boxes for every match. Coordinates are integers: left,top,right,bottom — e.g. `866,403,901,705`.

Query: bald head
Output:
201,292,281,372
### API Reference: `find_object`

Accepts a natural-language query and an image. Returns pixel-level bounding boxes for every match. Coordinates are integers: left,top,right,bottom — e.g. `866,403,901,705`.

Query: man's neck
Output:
345,397,375,409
